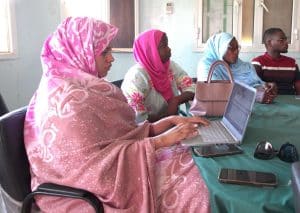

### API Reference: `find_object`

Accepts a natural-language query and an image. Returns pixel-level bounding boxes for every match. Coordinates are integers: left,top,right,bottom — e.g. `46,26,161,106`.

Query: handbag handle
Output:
207,60,234,83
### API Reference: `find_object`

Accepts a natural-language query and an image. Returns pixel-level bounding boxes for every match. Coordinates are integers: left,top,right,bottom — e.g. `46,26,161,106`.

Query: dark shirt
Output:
252,52,300,95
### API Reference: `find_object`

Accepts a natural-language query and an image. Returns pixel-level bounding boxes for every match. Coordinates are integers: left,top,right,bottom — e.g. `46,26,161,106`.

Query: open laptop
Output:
182,81,256,147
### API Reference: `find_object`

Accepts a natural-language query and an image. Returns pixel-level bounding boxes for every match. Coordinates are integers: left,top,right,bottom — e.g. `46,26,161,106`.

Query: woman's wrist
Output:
177,92,194,104
174,94,187,105
149,115,176,136
151,136,165,150
166,115,176,124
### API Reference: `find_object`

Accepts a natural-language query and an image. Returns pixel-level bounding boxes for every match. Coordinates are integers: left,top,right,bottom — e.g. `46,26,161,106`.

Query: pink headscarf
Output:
133,29,174,101
24,17,210,212
41,16,118,79
25,17,156,211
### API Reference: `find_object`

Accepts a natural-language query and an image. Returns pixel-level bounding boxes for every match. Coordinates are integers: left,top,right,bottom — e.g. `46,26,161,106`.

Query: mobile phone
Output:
193,144,243,157
218,168,277,187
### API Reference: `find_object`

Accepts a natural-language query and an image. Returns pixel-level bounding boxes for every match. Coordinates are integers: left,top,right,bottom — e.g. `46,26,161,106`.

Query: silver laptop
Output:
182,81,256,146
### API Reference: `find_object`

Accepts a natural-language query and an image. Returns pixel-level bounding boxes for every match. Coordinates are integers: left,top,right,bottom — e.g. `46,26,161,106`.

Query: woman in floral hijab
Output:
24,17,210,212
122,29,195,123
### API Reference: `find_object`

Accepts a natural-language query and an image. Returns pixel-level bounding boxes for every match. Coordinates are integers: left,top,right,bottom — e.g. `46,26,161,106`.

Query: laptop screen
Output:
222,81,256,142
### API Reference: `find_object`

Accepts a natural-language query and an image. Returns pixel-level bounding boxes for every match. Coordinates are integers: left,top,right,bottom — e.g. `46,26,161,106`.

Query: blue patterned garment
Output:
197,32,264,87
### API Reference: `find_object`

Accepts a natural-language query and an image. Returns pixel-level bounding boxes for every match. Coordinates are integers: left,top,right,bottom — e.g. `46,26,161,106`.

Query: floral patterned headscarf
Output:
41,16,118,79
26,17,119,136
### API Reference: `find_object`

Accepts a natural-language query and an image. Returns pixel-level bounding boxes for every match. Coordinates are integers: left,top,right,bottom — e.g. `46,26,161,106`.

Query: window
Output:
0,0,17,59
196,0,300,52
60,0,139,51
60,0,109,22
109,0,137,51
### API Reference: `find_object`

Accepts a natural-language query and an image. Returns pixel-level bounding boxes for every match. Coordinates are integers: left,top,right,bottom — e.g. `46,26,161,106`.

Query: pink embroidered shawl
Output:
24,17,210,212
133,29,174,101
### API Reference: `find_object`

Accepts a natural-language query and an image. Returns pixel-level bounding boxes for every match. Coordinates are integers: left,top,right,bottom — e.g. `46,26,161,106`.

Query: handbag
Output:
190,60,234,116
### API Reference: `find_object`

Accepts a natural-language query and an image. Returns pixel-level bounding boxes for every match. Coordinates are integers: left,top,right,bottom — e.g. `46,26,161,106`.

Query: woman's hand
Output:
151,116,209,149
150,115,209,136
168,115,209,127
166,92,194,116
166,96,181,115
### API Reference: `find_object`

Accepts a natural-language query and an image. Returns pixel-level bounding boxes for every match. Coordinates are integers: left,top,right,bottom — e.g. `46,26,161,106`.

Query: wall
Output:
1,0,300,110
0,0,60,110
106,0,201,83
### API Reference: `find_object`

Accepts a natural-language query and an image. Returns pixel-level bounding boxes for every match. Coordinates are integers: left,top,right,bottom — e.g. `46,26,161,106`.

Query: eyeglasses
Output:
227,44,241,53
254,141,299,162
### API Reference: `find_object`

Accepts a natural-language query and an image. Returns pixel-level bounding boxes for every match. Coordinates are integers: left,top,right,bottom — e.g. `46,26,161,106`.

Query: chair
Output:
0,107,104,213
0,94,9,116
292,161,300,213
111,79,123,88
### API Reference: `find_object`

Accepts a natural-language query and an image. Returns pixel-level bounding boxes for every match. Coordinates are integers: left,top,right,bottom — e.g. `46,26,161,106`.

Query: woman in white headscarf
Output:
197,32,277,104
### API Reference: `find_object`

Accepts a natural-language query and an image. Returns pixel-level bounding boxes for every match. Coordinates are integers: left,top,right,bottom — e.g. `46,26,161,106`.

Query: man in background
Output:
252,28,300,95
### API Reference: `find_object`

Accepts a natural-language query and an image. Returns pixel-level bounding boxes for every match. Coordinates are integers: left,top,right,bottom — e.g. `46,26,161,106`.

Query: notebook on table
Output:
182,81,256,147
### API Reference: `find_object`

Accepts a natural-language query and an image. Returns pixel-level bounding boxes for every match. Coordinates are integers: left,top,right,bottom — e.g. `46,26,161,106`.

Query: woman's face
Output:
158,34,171,63
95,46,114,78
223,38,240,65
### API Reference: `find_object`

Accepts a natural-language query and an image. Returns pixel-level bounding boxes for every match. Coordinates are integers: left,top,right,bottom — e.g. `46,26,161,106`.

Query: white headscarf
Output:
197,32,264,87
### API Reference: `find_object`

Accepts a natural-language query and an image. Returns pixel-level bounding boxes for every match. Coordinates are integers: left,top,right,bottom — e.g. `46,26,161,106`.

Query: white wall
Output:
0,0,60,110
1,0,300,110
106,0,201,83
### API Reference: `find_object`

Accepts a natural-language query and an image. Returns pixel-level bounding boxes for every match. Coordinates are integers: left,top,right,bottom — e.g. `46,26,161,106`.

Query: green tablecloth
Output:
193,95,300,213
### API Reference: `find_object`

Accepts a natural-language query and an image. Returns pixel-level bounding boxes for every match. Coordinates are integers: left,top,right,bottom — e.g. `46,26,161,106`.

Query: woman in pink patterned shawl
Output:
24,17,210,212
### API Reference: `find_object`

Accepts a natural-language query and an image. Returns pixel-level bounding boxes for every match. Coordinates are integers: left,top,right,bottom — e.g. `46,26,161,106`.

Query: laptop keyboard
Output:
199,121,233,143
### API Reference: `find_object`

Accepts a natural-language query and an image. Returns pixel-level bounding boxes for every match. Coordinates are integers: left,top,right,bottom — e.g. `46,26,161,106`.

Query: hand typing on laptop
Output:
151,116,209,149
166,115,210,127
183,81,257,146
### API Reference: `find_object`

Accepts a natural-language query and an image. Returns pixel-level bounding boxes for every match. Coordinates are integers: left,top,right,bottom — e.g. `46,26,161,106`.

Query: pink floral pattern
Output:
178,75,193,91
128,91,146,111
24,17,209,212
122,62,195,122
156,145,210,213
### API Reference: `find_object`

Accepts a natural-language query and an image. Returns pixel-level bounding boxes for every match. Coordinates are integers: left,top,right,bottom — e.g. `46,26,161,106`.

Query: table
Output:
193,95,300,213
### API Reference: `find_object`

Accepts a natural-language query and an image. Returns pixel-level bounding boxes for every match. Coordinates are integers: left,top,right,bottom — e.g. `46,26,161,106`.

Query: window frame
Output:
60,0,139,52
108,0,139,52
0,0,18,59
60,0,109,22
195,0,300,52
